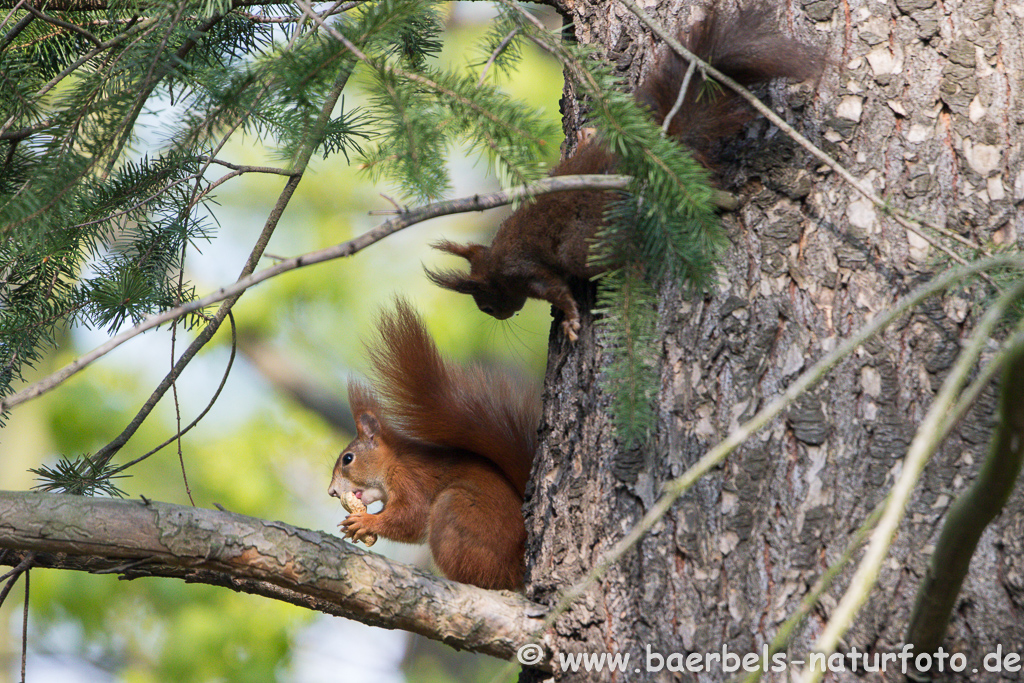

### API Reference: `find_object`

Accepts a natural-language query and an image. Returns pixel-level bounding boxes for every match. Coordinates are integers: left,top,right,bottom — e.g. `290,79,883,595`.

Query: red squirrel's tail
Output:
365,298,539,495
636,6,823,162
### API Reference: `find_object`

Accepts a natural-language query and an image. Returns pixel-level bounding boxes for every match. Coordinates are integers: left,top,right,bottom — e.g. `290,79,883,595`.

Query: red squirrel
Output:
327,299,540,590
426,7,823,341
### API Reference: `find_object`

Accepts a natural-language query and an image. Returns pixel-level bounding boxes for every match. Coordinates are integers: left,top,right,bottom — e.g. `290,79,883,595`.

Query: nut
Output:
340,491,363,514
341,492,377,547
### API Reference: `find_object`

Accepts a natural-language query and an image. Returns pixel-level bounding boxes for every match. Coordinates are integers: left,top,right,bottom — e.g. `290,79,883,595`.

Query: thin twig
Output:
661,58,695,136
477,28,518,86
20,566,29,683
737,503,885,683
237,0,360,23
1,0,28,31
376,193,403,214
904,329,1024,670
0,575,15,608
0,552,35,590
22,2,102,46
108,312,237,475
195,156,295,175
0,9,32,52
171,238,195,506
91,556,161,574
0,117,59,142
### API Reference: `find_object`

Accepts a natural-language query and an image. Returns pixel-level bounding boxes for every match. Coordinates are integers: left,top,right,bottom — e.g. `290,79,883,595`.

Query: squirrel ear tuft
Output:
424,267,485,295
355,411,381,439
348,382,384,440
432,240,487,262
348,381,382,419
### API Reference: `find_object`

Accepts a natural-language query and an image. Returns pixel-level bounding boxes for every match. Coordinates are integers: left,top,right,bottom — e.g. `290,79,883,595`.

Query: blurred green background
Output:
0,3,562,681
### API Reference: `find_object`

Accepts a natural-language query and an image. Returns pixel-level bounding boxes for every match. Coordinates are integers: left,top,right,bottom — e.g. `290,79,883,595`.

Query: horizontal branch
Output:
0,490,551,666
0,174,631,415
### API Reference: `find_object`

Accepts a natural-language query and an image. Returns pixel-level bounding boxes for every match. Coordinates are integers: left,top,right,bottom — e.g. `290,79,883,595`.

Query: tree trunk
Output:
524,0,1024,680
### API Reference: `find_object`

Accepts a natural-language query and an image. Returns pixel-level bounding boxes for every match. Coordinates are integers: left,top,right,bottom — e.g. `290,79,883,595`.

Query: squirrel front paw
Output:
340,512,379,547
561,317,581,342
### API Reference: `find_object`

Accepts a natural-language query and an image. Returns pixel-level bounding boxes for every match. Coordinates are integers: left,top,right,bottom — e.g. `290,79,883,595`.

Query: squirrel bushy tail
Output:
365,298,539,495
636,6,823,162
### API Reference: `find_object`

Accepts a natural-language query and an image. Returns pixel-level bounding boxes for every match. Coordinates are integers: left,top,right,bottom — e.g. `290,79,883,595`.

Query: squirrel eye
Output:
341,452,354,466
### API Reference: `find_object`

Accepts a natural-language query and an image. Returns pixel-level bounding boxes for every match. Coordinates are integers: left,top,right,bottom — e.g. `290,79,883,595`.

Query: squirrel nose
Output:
328,482,341,498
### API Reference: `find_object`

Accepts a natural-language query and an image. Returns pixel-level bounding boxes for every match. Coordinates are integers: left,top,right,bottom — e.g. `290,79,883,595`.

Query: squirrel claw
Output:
561,318,581,342
340,512,378,546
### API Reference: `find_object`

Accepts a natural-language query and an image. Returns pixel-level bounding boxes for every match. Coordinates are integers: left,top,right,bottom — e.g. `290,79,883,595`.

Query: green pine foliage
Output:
593,265,660,446
472,8,525,80
356,4,555,201
30,455,128,497
0,0,550,433
454,4,724,447
2,0,721,460
527,26,725,447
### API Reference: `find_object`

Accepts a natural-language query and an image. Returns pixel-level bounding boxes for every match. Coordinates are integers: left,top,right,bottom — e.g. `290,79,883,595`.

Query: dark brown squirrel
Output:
426,7,823,341
327,298,540,590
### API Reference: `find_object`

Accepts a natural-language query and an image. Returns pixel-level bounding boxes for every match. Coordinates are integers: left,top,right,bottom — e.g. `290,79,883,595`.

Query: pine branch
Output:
0,0,559,11
1,0,384,429
2,0,557,413
294,0,555,199
105,311,237,476
0,0,345,10
30,456,129,497
20,2,103,47
496,0,727,443
1,174,630,418
594,266,659,448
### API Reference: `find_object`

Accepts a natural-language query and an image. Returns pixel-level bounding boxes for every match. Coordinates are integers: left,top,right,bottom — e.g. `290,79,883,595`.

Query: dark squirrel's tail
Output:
636,6,823,161
365,298,539,495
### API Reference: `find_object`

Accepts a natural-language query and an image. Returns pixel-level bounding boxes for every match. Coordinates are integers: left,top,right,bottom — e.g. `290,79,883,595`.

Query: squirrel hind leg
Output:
427,484,526,590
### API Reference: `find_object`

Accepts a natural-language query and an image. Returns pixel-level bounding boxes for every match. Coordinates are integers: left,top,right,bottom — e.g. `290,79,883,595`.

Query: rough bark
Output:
0,491,549,665
524,0,1024,681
